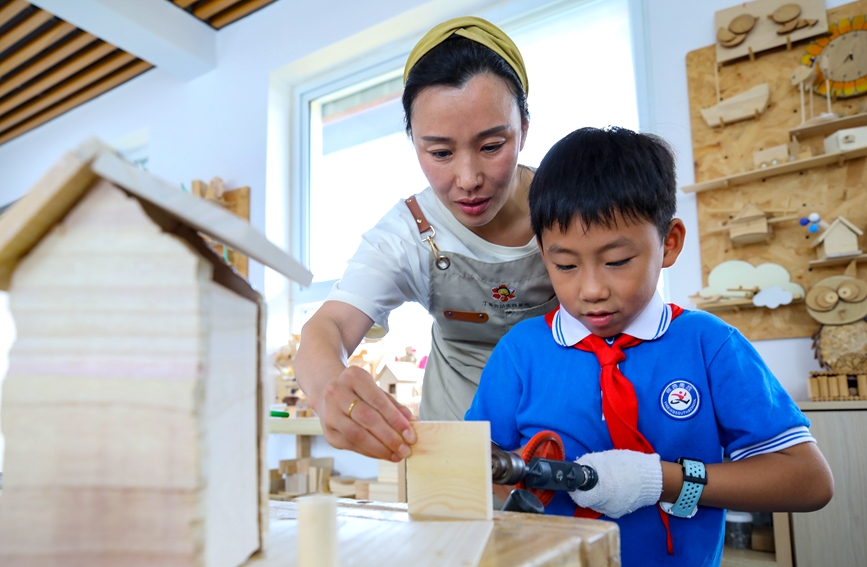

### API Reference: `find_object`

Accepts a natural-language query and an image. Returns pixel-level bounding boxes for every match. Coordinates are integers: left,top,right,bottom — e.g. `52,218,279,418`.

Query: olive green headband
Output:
403,16,529,95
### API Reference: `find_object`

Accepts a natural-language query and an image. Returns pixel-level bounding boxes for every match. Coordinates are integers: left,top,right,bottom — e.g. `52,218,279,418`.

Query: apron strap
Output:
405,195,431,234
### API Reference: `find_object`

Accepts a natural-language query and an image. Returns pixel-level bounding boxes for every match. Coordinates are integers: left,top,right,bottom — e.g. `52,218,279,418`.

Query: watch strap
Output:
670,457,706,518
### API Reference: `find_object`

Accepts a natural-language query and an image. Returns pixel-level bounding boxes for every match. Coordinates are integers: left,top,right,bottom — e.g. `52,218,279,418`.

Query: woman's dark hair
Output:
402,35,529,136
529,127,677,242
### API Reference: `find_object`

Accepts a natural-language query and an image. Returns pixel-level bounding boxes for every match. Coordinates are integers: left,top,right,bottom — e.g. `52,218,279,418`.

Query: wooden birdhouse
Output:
810,216,863,261
0,140,312,567
377,361,424,415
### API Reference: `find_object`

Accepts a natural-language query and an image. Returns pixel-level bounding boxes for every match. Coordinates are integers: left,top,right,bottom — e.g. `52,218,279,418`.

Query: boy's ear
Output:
661,219,686,268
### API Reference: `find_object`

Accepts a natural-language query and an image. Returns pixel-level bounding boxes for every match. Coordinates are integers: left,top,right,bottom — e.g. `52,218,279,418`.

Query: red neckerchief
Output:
545,304,684,556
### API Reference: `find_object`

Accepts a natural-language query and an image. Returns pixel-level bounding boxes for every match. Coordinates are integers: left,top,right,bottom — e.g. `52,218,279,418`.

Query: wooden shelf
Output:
798,400,867,411
721,547,776,567
681,146,867,194
789,113,867,141
267,417,323,436
808,253,867,268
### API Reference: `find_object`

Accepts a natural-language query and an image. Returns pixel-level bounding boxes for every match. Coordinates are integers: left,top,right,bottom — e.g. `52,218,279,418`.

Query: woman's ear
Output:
661,218,686,268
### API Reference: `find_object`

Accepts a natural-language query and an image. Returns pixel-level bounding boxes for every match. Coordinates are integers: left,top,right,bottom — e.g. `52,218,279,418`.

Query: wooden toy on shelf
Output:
274,334,306,407
807,14,867,99
190,176,251,277
805,261,867,400
377,361,423,416
808,216,867,267
689,260,804,311
0,139,312,567
715,0,827,64
700,82,770,127
705,203,798,244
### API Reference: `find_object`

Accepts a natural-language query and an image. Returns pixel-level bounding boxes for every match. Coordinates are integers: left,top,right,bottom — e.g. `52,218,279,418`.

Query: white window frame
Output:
264,0,653,349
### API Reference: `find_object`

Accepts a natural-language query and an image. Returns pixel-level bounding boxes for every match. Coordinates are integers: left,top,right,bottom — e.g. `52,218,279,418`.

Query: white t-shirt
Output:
326,187,539,328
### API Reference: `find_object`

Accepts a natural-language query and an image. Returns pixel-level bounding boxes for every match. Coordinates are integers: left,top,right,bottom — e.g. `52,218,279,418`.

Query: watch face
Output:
804,16,867,98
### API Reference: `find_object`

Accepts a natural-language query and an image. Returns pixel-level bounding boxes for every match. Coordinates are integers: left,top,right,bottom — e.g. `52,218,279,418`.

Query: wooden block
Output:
751,525,776,552
809,377,820,401
752,143,789,168
354,480,370,500
829,375,840,399
858,375,867,398
270,469,283,494
406,421,492,520
837,375,850,400
367,481,400,502
297,494,338,567
377,459,399,483
285,473,308,495
818,375,830,399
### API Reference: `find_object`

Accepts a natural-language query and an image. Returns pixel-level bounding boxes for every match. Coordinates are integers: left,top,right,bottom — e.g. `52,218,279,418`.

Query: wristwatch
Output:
669,457,706,518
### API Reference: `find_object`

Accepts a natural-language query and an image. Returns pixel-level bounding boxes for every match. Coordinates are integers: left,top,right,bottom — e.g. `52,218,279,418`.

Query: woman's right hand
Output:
294,302,417,462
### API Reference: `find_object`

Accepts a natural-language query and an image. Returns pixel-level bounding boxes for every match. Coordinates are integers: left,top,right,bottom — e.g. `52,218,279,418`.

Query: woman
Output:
295,17,557,462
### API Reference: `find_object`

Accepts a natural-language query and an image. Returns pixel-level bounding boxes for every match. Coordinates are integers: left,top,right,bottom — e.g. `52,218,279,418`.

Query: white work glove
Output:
569,449,663,519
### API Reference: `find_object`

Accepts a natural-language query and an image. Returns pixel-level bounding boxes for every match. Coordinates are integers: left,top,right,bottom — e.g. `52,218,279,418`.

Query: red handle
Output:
517,430,565,506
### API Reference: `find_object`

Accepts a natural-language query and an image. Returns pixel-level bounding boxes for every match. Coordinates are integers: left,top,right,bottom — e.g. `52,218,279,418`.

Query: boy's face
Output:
539,213,685,338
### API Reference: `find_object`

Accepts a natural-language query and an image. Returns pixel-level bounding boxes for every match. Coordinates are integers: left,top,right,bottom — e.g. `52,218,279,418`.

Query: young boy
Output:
465,127,833,566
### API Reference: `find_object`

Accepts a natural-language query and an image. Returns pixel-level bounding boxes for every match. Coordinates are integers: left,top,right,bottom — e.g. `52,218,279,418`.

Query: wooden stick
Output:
297,494,338,567
837,374,849,399
786,34,792,51
827,79,832,114
748,46,755,61
800,83,806,125
858,375,867,399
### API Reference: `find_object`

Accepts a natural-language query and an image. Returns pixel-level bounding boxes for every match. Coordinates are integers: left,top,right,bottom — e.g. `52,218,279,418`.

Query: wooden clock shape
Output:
803,16,867,98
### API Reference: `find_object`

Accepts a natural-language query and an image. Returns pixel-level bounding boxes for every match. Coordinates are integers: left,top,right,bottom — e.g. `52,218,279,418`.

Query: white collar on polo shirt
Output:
550,292,673,347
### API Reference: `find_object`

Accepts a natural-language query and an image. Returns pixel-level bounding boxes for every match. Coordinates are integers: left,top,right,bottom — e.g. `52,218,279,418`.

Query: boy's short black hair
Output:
529,126,677,241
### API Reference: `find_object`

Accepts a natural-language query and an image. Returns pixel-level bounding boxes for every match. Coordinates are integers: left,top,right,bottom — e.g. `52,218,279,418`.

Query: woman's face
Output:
410,74,528,229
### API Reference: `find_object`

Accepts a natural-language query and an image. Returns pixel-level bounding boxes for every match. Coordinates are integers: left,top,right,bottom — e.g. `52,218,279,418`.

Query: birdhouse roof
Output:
732,203,767,222
810,216,864,248
0,139,312,289
378,361,424,383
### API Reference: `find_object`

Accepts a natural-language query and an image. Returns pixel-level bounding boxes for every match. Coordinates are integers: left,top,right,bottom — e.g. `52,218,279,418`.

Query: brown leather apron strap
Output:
405,195,431,234
443,310,489,323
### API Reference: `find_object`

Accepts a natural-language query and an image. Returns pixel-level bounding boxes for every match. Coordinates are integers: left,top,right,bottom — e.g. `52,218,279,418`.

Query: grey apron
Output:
404,196,558,421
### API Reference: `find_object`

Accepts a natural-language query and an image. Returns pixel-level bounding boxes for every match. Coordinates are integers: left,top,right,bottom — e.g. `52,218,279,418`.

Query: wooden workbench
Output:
244,500,620,567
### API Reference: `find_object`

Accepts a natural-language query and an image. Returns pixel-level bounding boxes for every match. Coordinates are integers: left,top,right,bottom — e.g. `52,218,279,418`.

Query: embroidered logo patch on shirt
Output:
491,284,516,302
660,380,701,420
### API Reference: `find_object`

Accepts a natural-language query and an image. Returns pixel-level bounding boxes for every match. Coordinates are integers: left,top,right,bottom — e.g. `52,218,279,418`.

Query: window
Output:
281,0,645,359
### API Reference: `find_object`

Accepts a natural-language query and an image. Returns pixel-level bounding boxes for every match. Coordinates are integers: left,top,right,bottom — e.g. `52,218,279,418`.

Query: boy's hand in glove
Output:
568,449,663,518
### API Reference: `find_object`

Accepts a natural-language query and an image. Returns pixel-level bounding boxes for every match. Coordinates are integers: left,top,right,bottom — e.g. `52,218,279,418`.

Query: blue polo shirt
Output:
466,296,812,567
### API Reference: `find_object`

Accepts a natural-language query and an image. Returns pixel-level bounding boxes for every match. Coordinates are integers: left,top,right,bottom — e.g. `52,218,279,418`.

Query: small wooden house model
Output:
810,216,863,260
707,203,797,245
377,361,423,414
0,140,312,567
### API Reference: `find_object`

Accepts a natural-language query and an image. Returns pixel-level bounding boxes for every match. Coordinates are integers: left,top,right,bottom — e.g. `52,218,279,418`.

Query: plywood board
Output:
715,0,828,64
406,421,493,520
686,0,867,340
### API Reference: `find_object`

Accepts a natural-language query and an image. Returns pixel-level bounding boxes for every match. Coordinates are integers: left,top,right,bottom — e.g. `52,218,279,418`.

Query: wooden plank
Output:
0,42,117,115
249,501,620,567
789,111,867,140
715,0,827,64
0,21,78,79
268,416,323,435
406,421,492,520
173,0,200,7
0,0,29,28
91,150,313,285
798,400,867,410
0,60,152,146
682,146,867,193
204,281,261,567
211,0,278,29
0,9,54,54
0,51,136,133
194,0,243,20
0,32,100,99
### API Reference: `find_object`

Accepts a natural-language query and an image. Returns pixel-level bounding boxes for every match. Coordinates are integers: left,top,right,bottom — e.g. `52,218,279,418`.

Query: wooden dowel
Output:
837,374,849,399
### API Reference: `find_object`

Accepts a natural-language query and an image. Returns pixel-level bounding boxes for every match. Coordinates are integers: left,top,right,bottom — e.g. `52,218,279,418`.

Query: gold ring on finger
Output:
347,397,362,419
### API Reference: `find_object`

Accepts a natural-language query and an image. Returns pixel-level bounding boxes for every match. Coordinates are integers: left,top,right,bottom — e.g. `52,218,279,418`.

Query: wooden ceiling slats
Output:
0,20,76,78
210,0,277,29
0,0,29,29
0,10,54,54
193,0,240,21
0,42,116,110
172,0,199,8
0,60,152,145
0,51,136,133
0,32,96,97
